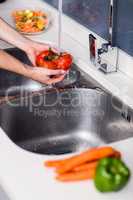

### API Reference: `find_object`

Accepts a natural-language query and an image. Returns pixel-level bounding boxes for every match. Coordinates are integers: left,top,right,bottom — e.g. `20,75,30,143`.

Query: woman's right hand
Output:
26,65,66,84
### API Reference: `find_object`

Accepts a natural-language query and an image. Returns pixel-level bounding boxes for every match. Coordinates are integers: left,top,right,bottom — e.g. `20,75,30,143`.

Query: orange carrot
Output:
44,148,120,170
44,148,97,168
73,151,121,172
56,169,95,182
56,147,116,174
73,161,98,172
44,160,66,168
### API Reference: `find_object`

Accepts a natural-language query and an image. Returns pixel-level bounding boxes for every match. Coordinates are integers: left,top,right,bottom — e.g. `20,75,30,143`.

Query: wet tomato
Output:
36,49,73,70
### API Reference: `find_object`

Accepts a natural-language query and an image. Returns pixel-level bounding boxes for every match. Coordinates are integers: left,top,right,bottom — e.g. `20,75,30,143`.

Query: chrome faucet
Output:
89,0,118,73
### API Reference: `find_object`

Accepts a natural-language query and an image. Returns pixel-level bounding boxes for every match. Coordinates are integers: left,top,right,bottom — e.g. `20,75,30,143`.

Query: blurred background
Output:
43,0,133,57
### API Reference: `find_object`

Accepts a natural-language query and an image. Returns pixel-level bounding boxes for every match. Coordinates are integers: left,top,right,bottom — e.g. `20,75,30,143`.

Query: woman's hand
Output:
26,65,66,84
25,40,50,66
0,50,66,85
24,40,57,66
0,18,65,84
24,40,68,84
24,40,67,84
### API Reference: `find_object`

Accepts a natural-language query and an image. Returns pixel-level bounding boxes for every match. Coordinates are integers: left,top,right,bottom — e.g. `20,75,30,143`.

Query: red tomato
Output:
36,50,57,69
55,52,73,70
36,50,73,70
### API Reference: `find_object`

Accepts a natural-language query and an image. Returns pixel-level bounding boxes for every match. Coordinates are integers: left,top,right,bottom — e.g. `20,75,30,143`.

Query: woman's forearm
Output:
0,50,31,77
0,50,66,84
0,18,30,52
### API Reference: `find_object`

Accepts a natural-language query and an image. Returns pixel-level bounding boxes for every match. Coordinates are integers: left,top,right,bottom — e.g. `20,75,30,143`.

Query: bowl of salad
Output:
12,9,51,35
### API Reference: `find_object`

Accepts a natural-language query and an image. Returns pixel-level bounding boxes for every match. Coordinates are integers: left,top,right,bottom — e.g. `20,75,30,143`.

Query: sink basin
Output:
0,88,133,155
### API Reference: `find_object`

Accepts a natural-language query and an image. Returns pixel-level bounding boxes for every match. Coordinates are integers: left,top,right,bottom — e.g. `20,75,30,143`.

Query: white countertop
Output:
0,128,133,200
0,0,133,200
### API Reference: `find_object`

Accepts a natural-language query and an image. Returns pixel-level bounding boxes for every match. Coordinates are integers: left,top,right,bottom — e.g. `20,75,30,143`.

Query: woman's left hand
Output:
25,40,51,66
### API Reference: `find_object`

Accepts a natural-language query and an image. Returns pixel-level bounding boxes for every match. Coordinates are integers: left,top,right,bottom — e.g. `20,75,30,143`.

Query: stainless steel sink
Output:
0,88,133,155
0,48,133,155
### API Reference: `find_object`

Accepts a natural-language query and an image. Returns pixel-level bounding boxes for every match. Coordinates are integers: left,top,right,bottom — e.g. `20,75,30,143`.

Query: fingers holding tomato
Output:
36,49,73,71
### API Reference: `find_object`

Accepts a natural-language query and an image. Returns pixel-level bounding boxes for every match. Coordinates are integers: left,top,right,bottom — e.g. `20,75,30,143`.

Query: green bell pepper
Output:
94,157,130,192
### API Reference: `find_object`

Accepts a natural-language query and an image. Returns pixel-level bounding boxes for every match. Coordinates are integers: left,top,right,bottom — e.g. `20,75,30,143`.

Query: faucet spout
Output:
89,0,118,74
